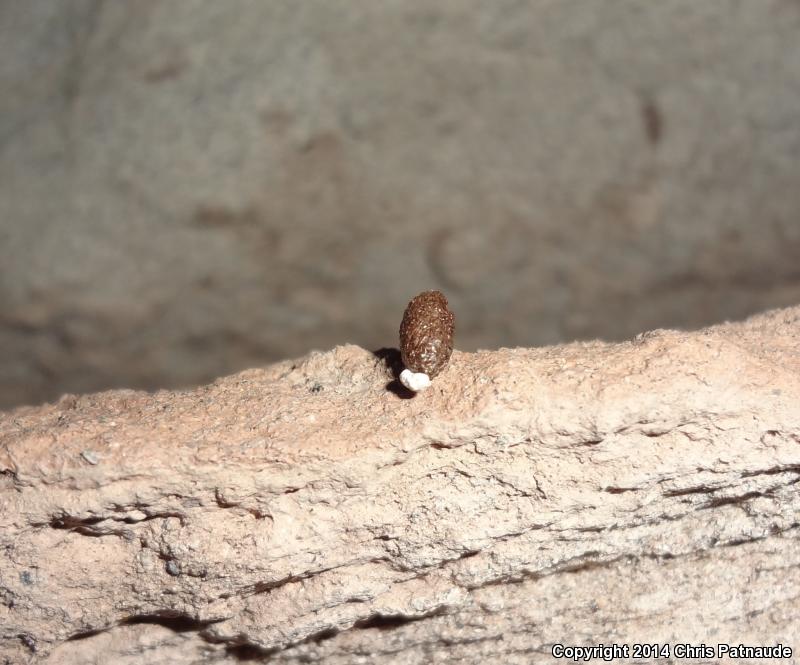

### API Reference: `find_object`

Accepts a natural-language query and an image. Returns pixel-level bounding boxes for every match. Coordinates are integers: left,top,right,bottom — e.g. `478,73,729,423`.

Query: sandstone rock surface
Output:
3,1,800,408
1,306,799,663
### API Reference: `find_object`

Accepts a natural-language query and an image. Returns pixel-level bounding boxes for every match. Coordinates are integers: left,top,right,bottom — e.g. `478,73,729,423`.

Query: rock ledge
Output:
2,306,799,663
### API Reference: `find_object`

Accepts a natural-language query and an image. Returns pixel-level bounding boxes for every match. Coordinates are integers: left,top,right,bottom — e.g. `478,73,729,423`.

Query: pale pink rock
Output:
1,306,799,663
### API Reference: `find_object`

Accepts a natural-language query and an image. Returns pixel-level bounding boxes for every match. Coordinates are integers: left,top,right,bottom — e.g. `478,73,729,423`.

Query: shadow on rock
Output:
372,347,416,400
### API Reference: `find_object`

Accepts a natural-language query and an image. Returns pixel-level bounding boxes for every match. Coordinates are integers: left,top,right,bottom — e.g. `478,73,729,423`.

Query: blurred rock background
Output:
1,0,799,409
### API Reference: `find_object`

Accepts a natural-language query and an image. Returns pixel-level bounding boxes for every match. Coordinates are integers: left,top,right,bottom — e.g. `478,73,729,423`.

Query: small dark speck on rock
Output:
310,383,323,394
165,561,181,576
20,571,34,585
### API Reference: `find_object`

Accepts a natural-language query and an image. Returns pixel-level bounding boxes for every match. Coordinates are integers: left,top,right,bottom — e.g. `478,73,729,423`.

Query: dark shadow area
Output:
223,624,341,661
66,612,220,643
122,613,217,633
354,611,438,631
225,643,276,662
372,347,416,400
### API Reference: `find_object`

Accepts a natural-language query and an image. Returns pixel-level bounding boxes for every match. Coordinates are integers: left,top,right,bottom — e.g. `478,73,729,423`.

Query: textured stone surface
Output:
3,1,800,408
1,305,799,663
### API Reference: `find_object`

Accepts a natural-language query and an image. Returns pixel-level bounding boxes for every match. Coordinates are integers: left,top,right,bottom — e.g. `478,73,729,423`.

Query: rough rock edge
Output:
1,306,799,663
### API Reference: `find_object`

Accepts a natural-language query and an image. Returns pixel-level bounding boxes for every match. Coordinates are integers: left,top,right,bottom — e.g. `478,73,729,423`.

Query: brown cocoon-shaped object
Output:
399,290,455,379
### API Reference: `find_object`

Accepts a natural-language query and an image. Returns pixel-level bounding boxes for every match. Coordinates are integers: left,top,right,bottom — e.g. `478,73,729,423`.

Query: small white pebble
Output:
399,369,432,392
81,450,99,465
